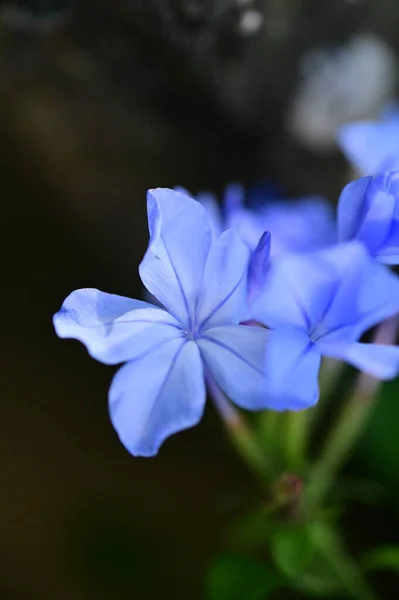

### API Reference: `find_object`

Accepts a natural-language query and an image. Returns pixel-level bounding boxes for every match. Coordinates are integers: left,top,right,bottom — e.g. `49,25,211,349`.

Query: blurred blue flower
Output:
338,171,399,264
252,242,399,410
338,105,399,175
53,188,269,457
190,182,336,260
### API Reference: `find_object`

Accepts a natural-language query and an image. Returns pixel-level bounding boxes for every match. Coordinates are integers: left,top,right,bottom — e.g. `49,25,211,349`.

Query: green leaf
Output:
206,554,281,600
362,546,399,572
271,525,315,578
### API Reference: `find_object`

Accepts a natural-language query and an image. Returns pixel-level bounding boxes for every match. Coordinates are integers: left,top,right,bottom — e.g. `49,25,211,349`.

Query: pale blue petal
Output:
223,182,246,217
109,339,206,456
226,207,263,249
53,288,182,365
320,341,399,380
198,324,269,410
377,201,399,264
356,173,396,253
196,230,251,329
252,252,337,331
376,220,399,263
257,196,336,258
139,188,212,326
337,177,373,241
196,191,224,239
319,242,399,341
265,327,321,410
338,121,399,175
248,231,271,300
338,175,396,257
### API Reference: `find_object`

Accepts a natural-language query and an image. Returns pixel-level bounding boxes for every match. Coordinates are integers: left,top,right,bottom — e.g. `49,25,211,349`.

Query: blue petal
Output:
53,288,182,365
248,231,271,300
338,121,399,175
320,341,399,380
196,191,224,239
109,339,205,456
252,252,337,331
139,188,212,326
338,175,396,256
317,242,399,341
195,229,251,329
337,177,373,241
257,196,336,258
265,327,321,410
357,173,397,252
198,324,269,410
223,182,245,217
377,219,399,263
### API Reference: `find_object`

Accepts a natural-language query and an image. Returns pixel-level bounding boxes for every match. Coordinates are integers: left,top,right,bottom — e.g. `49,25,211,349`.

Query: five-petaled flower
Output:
53,188,270,457
338,171,399,264
252,241,399,410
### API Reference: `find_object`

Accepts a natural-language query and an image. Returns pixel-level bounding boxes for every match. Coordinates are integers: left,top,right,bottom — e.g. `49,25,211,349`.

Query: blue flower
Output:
338,171,399,264
252,241,399,410
194,182,336,259
53,188,269,456
338,105,399,175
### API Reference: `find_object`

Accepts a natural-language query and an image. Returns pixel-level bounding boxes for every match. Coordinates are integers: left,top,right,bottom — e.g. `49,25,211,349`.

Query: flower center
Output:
181,326,201,341
308,323,328,343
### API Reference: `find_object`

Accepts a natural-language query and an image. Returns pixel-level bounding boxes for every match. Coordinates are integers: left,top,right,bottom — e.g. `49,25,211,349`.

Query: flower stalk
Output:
206,371,272,481
307,316,399,509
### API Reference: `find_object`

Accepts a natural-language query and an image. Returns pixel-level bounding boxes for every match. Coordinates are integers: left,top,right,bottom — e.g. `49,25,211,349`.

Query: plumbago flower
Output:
337,171,399,264
53,188,270,457
338,104,399,175
252,241,399,409
180,182,336,260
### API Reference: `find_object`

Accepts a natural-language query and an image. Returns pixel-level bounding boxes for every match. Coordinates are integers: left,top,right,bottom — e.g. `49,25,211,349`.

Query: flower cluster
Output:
54,158,399,456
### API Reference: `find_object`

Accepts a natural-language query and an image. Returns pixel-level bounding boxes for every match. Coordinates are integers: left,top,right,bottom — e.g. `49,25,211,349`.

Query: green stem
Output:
284,359,344,471
307,382,376,507
284,410,309,470
311,523,379,600
206,372,272,481
259,409,280,448
307,316,398,508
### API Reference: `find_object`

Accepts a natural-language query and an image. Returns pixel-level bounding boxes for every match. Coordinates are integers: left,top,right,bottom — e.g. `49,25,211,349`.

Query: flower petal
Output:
198,324,269,410
318,242,399,341
139,188,212,326
53,288,182,364
376,220,399,264
337,177,372,241
248,231,271,301
109,339,206,456
338,121,399,175
223,182,246,217
257,196,336,258
320,341,399,380
338,175,396,256
265,327,321,410
196,192,224,239
196,229,251,329
252,252,337,331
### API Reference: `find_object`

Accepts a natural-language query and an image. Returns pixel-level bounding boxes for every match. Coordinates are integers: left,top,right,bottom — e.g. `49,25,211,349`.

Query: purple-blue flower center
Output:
181,325,202,341
309,323,329,344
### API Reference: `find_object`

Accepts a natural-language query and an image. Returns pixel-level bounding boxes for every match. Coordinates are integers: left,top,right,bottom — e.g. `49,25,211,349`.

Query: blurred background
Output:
1,1,399,598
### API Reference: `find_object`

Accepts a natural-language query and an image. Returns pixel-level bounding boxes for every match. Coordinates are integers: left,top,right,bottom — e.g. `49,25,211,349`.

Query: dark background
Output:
1,1,399,598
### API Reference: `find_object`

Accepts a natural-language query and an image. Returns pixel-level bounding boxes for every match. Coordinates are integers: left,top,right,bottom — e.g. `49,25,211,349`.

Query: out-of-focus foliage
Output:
206,554,281,600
